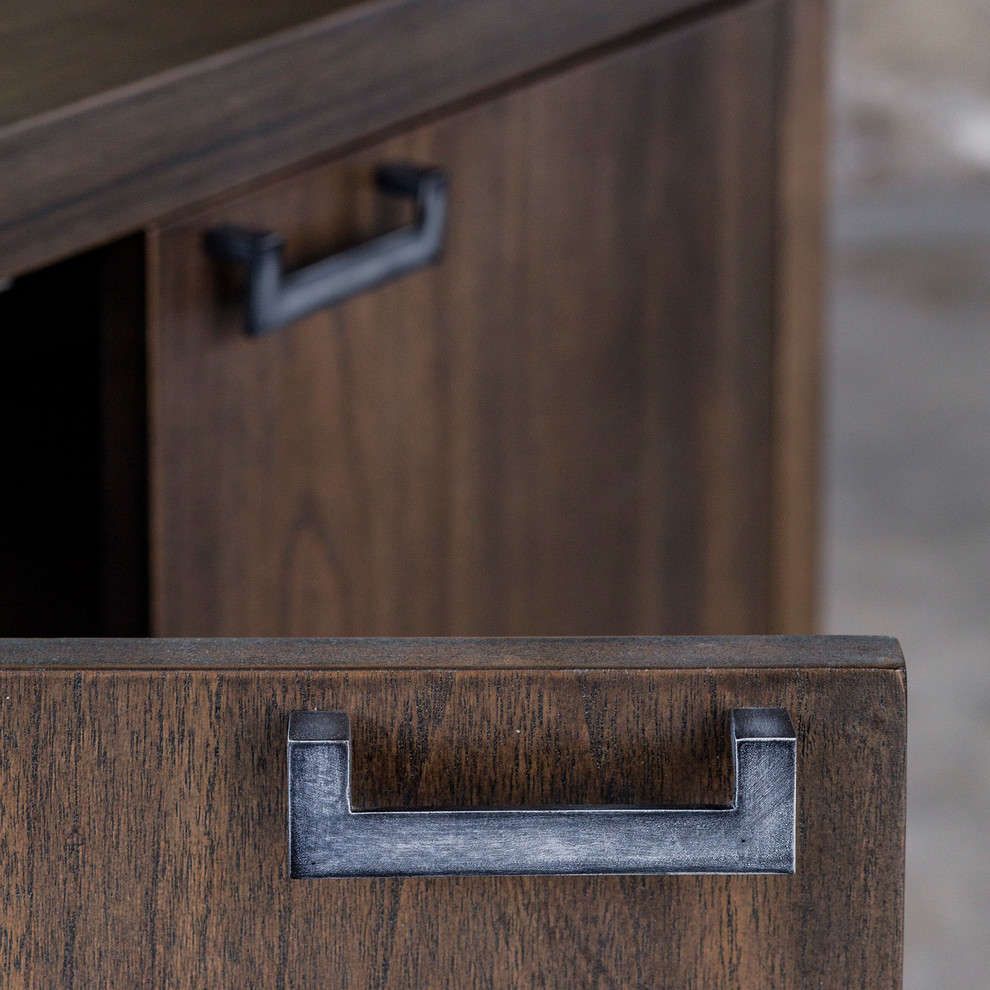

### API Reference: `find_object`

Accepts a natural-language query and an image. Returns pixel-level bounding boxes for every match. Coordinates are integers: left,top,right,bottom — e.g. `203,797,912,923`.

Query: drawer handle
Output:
205,164,447,336
287,708,796,878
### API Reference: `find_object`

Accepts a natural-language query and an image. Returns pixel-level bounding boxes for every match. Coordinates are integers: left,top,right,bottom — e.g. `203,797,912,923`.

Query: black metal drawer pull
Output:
287,708,796,878
205,164,447,336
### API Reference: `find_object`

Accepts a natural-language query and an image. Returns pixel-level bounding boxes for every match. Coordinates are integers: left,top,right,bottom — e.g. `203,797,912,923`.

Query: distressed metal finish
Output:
205,164,447,335
288,707,796,878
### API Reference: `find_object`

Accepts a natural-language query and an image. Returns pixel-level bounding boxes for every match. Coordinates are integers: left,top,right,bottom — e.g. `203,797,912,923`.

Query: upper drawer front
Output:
0,636,906,988
149,1,782,638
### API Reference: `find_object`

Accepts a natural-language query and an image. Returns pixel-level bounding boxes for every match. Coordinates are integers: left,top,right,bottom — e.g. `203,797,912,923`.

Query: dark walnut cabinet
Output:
1,11,905,990
0,0,824,639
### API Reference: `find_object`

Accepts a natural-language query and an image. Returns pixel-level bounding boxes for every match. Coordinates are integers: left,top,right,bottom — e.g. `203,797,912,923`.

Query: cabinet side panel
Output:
149,0,783,637
0,664,904,988
769,0,827,633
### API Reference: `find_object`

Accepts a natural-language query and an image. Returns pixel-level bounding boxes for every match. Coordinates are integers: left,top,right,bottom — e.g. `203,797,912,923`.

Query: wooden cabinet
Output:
0,9,899,987
0,0,823,637
0,635,907,987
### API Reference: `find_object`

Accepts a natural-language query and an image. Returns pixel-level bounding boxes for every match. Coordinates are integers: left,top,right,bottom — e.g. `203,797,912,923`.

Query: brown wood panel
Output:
0,0,709,279
768,0,827,633
0,637,906,988
149,0,783,638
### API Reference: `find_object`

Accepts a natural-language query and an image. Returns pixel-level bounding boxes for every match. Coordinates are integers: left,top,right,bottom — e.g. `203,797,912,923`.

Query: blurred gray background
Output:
828,0,990,984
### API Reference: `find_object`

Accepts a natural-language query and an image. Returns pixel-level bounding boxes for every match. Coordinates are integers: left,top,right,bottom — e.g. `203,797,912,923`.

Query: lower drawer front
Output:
0,649,903,987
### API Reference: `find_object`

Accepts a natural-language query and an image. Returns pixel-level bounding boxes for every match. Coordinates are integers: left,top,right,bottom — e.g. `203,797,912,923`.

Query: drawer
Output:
148,0,786,639
0,636,906,987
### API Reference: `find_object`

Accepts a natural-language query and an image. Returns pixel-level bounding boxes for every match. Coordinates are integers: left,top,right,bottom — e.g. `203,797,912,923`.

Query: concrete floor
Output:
826,185,990,988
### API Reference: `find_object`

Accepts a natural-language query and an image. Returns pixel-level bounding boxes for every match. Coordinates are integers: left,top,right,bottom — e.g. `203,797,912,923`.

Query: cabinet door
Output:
150,0,785,637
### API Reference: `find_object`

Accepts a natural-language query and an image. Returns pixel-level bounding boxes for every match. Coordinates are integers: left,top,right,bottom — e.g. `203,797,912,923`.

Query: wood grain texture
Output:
0,0,710,279
149,0,783,638
0,636,906,988
767,0,827,633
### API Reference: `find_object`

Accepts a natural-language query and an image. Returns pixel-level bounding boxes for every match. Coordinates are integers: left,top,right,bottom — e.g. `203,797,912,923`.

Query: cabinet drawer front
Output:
0,637,905,988
149,0,784,638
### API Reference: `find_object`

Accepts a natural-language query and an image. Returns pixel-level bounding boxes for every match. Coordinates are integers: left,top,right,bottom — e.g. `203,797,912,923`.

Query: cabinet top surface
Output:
0,0,705,279
0,0,358,129
0,636,905,670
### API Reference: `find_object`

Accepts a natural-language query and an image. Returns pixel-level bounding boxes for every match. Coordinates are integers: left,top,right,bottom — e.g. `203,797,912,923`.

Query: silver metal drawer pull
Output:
287,708,796,879
205,164,447,336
